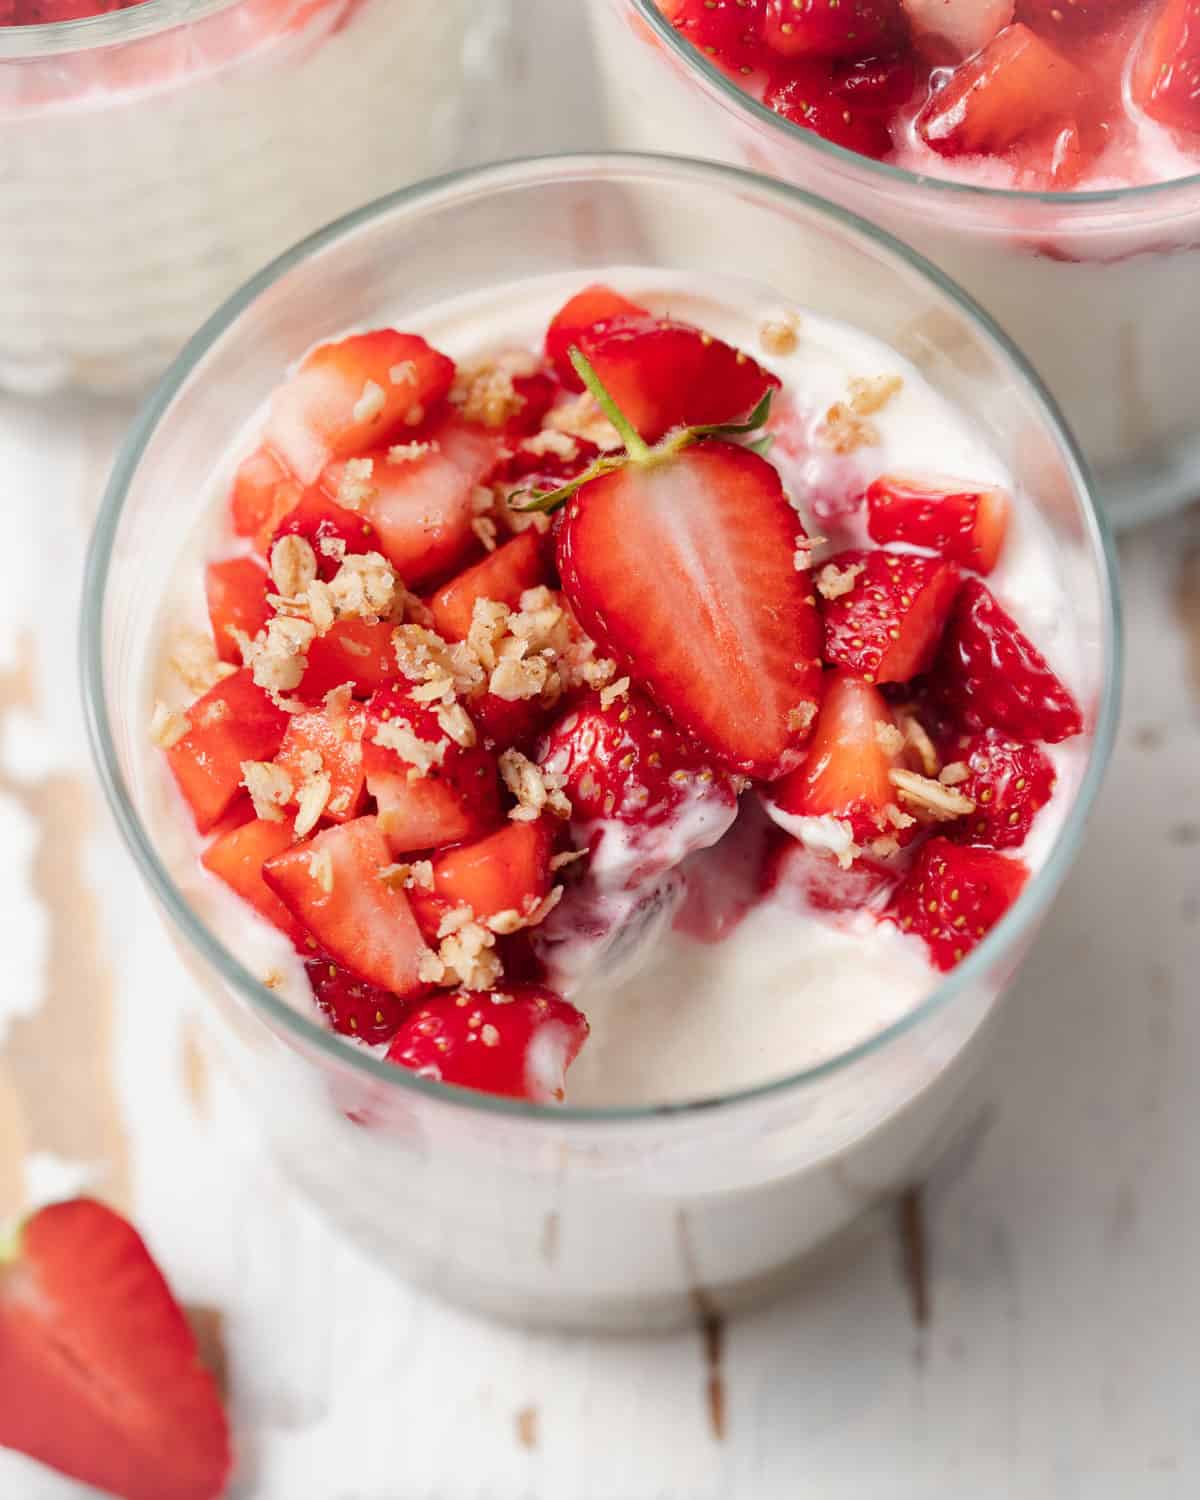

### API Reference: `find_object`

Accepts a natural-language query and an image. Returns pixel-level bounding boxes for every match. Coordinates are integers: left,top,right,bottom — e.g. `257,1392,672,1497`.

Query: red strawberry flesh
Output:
943,731,1057,848
820,548,961,685
866,473,1010,574
0,1198,231,1500
305,957,411,1044
933,577,1083,743
887,836,1028,970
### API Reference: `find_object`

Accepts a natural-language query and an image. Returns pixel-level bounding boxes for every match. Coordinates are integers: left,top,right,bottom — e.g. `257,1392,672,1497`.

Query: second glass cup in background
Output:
585,0,1200,528
84,156,1119,1332
0,0,505,396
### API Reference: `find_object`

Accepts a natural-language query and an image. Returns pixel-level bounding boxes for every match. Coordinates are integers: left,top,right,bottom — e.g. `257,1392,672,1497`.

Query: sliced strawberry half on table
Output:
385,984,589,1102
1133,0,1200,133
263,815,433,995
769,671,909,843
362,682,501,855
428,529,550,642
557,440,824,779
887,836,1028,970
166,668,289,833
866,473,1010,574
820,548,961,685
263,329,455,485
408,818,555,941
300,617,400,703
342,416,503,586
763,0,908,60
201,815,302,941
0,1198,231,1500
271,488,378,581
545,283,650,389
574,315,781,445
273,699,368,823
915,23,1090,157
305,957,413,1045
229,445,301,547
932,577,1083,742
205,556,271,664
941,731,1057,849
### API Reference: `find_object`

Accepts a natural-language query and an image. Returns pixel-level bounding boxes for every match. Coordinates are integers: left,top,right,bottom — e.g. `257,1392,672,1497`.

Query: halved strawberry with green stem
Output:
263,815,434,995
820,548,961,685
522,347,823,780
385,984,589,1102
866,473,1010,574
0,1198,231,1500
887,836,1028,970
941,731,1056,849
932,577,1083,743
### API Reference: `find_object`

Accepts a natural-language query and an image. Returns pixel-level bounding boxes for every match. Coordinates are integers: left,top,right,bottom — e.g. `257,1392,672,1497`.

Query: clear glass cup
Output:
0,0,501,396
82,154,1121,1332
584,0,1200,530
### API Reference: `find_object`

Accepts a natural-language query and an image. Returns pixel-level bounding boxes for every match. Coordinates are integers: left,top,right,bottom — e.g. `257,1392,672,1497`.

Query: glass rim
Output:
80,150,1122,1129
626,0,1200,209
0,0,248,57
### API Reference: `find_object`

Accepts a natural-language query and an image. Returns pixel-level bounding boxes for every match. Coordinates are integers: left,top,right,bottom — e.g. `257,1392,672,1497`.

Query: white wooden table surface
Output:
2,3,1200,1496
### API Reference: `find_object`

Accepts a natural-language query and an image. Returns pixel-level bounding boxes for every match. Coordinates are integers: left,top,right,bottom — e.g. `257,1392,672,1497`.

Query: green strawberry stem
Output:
515,347,774,515
569,345,651,462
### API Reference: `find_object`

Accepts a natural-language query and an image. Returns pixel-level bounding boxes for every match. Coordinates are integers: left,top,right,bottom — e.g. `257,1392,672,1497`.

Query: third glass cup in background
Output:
585,0,1200,528
0,0,503,396
84,155,1119,1333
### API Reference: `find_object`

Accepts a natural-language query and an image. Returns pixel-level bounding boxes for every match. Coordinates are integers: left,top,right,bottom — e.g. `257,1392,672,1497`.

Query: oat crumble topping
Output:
352,380,387,426
450,350,539,429
337,457,376,511
270,534,318,598
500,748,571,822
150,700,189,749
848,374,903,416
889,768,976,821
759,310,800,356
816,561,866,601
387,440,438,465
938,760,971,787
372,717,449,779
242,760,293,822
171,631,236,696
875,721,905,757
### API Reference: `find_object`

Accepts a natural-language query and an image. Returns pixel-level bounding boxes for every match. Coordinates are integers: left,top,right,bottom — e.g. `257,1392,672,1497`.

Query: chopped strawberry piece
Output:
301,618,400,702
273,700,368,823
428,529,550,641
887,836,1028,970
832,51,918,110
230,445,299,545
575,315,781,445
305,957,412,1044
820,549,961,685
272,488,378,580
262,816,433,995
1134,0,1200,133
545,283,650,389
469,688,558,752
385,984,588,1102
763,0,907,61
264,329,455,485
201,816,302,941
770,672,906,842
662,0,770,73
165,669,288,833
348,416,503,586
362,683,501,855
494,433,602,499
941,731,1057,848
408,819,554,941
505,370,559,438
766,836,897,913
915,23,1089,157
764,63,895,156
866,473,1010,573
541,689,738,828
933,577,1083,742
205,556,271,664
0,1198,230,1500
557,442,824,778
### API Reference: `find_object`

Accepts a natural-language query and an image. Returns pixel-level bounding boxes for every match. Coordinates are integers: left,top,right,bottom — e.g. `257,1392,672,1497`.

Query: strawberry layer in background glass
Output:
585,0,1200,528
0,0,494,395
84,157,1119,1331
